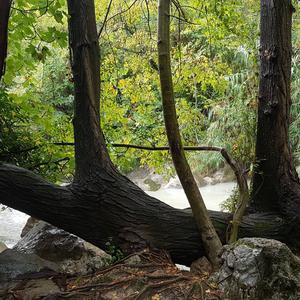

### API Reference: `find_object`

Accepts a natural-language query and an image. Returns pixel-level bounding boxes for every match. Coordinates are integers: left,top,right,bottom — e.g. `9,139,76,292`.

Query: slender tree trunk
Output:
0,0,11,81
251,0,300,218
157,0,221,268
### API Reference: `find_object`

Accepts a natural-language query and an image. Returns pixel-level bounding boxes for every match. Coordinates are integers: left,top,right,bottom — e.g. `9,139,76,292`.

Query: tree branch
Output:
98,0,113,38
0,0,11,81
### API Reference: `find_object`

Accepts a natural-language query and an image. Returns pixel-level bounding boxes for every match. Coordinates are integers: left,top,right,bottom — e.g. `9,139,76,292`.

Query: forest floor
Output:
1,250,225,300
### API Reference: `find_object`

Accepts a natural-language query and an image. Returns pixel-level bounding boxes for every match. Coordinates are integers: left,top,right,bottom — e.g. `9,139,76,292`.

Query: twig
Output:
101,0,140,27
133,277,189,300
98,0,113,38
11,0,54,14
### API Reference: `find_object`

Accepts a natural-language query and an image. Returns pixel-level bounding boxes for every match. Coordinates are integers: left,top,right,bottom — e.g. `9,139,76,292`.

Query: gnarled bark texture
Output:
252,0,300,217
2,163,300,266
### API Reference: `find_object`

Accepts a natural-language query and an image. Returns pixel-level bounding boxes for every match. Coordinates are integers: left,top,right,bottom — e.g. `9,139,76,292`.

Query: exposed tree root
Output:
1,250,226,300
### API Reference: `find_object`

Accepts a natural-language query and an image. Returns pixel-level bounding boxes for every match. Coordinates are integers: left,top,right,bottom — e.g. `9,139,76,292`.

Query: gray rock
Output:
127,168,167,191
221,164,236,182
0,249,58,283
193,171,207,187
203,176,214,185
211,238,300,300
14,221,111,275
21,216,39,237
164,175,182,189
127,167,150,181
124,254,142,265
143,178,161,191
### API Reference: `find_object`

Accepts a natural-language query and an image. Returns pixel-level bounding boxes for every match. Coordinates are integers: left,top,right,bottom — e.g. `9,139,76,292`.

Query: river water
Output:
0,181,236,248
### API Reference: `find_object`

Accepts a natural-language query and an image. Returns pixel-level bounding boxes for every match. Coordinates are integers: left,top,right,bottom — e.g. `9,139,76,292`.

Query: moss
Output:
143,178,161,191
233,239,257,249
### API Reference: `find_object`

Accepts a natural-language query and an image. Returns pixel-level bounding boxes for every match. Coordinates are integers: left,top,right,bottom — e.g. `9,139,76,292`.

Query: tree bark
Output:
157,0,221,267
251,0,300,218
1,162,300,266
0,0,11,81
67,0,114,182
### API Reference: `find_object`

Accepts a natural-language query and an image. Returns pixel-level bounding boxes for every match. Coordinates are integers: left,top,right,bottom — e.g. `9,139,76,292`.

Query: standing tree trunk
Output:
67,0,114,182
251,0,300,218
157,0,222,268
0,0,11,81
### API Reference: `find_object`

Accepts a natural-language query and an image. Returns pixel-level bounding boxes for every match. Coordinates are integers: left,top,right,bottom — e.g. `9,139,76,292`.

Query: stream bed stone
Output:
212,238,300,300
13,220,111,276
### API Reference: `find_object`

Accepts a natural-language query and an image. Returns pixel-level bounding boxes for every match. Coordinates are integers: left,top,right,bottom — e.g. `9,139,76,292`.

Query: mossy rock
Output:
212,238,300,300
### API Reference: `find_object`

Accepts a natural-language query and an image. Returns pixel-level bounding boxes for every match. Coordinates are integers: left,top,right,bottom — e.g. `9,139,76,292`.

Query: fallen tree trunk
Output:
0,163,298,266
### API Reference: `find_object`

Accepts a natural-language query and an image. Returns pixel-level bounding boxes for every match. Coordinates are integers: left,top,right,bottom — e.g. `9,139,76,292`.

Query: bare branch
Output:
98,0,113,39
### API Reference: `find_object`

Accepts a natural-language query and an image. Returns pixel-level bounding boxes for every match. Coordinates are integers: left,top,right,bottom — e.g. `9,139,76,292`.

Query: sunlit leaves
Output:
5,0,68,83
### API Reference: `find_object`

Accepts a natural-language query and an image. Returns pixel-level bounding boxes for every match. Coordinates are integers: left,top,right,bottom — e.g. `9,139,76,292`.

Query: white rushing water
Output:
0,207,29,248
0,181,236,247
146,181,236,210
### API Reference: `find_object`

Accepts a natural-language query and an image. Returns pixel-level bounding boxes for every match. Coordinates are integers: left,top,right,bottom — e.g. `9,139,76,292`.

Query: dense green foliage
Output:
1,0,300,183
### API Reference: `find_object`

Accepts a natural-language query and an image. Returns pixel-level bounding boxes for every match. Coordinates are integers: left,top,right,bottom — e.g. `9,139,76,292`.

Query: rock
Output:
124,254,142,264
211,238,300,300
203,176,214,185
1,277,61,299
21,216,39,237
209,165,236,184
0,242,7,253
127,168,167,191
193,171,207,187
212,171,224,184
164,175,182,189
0,249,58,283
128,168,150,190
143,178,161,191
221,164,236,182
127,167,149,181
142,172,166,191
190,256,213,276
14,221,111,275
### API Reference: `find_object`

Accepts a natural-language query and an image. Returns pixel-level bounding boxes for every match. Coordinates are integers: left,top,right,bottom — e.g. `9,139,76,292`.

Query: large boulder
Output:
212,238,300,300
13,221,111,275
0,249,58,283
